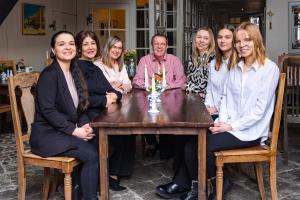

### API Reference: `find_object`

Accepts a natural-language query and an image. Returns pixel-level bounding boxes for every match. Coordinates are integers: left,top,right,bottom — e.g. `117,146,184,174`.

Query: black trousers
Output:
173,132,260,189
60,137,99,200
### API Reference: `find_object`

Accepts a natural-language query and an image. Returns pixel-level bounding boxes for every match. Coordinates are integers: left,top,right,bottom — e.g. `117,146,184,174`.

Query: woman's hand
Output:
209,122,232,134
206,106,218,115
111,81,122,90
106,92,118,107
72,126,95,141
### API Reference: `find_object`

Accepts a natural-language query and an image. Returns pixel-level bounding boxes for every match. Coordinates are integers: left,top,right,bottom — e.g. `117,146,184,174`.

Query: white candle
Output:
151,75,156,94
162,63,166,87
144,64,149,90
46,51,49,60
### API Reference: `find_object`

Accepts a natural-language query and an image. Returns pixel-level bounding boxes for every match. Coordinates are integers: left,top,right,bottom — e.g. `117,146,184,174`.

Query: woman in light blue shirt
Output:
176,22,280,200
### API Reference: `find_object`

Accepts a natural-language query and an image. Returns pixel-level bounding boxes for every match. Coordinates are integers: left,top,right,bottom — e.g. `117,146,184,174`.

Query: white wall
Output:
0,0,78,71
266,0,300,64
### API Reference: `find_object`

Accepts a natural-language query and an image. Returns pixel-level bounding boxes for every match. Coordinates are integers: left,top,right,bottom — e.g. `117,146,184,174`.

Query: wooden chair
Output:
282,56,300,164
214,73,286,200
8,72,80,200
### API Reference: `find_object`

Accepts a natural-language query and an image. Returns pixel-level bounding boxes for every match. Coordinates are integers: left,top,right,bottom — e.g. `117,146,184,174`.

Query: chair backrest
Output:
8,72,39,156
269,73,286,153
0,60,17,75
283,56,300,117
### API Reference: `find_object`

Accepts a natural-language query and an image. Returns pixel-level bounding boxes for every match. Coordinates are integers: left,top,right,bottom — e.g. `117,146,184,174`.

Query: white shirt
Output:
205,58,229,112
94,60,132,93
217,58,280,142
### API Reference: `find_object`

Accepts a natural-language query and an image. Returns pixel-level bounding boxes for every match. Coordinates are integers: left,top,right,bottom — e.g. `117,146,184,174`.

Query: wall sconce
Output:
49,20,56,31
86,14,93,25
267,10,274,30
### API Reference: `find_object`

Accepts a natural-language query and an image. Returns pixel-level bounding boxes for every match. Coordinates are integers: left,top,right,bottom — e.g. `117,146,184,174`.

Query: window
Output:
289,2,300,53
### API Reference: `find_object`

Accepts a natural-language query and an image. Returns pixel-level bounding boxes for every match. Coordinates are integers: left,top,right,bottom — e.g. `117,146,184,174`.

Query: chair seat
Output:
0,103,11,113
23,150,79,170
215,145,270,157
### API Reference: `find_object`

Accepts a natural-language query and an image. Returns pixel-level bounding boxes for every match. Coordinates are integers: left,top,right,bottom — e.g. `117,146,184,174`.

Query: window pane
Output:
93,9,109,30
167,48,176,55
111,9,125,29
137,10,149,28
167,31,176,46
167,12,176,28
94,30,109,51
137,30,149,48
156,11,165,27
167,0,176,11
137,0,149,9
137,49,150,62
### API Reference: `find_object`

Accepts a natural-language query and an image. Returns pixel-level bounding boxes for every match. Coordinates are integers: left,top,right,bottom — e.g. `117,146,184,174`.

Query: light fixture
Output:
267,10,274,29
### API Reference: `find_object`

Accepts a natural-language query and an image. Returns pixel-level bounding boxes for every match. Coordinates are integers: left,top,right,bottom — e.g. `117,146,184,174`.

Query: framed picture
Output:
289,2,300,53
22,3,45,35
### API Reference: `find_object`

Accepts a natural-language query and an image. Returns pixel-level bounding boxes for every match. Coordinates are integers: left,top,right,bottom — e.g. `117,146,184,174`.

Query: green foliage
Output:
124,49,137,66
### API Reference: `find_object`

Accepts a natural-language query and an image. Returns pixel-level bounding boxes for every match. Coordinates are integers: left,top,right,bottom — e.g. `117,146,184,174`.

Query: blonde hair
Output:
215,26,235,71
232,22,266,67
192,27,215,66
102,36,124,71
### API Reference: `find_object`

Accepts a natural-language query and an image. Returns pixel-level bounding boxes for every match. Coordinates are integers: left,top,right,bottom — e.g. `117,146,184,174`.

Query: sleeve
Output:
132,57,146,89
230,66,280,131
216,76,229,123
205,60,215,107
36,70,76,135
168,57,186,89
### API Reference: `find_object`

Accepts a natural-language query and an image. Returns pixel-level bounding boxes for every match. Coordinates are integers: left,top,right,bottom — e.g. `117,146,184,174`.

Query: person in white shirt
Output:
205,26,234,119
175,22,280,200
94,36,132,94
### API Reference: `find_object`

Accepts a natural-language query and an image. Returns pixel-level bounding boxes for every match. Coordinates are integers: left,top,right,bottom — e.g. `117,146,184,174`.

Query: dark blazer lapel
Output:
53,61,78,118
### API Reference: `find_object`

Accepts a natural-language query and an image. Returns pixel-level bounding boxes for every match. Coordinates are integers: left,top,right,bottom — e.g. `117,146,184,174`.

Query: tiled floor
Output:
0,132,300,200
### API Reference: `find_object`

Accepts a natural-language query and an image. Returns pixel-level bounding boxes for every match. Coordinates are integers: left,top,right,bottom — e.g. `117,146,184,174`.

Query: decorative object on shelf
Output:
86,14,93,25
49,20,56,31
22,3,46,35
124,49,137,77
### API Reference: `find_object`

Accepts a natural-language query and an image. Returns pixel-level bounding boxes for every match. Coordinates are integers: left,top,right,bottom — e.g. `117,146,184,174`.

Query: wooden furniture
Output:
8,72,80,200
91,89,214,200
282,56,300,164
214,73,286,200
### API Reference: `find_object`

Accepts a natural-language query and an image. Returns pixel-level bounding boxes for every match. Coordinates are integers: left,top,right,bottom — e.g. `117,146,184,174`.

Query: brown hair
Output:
75,30,101,59
192,27,215,66
151,32,168,46
102,36,124,71
232,21,266,67
215,26,235,71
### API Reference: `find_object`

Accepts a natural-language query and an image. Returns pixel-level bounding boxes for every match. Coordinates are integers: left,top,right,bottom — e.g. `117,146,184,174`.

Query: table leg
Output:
99,128,109,200
198,128,206,200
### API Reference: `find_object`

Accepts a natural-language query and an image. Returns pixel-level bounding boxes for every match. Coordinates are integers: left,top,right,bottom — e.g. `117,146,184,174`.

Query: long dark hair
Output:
215,26,235,71
75,30,101,59
50,30,89,112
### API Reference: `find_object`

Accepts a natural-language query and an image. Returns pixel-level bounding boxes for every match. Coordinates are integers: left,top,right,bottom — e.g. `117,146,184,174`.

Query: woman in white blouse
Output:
175,22,280,200
94,36,132,94
205,26,234,118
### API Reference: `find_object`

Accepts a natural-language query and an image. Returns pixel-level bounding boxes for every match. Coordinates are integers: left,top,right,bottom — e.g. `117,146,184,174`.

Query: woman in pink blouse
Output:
94,36,132,94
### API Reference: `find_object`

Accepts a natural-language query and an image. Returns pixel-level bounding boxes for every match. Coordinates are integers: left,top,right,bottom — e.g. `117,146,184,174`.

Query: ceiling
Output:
208,0,266,16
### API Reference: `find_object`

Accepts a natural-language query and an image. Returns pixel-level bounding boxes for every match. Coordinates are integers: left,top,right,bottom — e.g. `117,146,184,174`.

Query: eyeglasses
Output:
112,45,123,50
235,38,252,47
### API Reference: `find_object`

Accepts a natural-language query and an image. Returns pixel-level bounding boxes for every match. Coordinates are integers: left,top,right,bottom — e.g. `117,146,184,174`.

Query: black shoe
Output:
145,145,157,157
175,181,198,200
109,177,126,191
155,181,189,199
208,177,232,200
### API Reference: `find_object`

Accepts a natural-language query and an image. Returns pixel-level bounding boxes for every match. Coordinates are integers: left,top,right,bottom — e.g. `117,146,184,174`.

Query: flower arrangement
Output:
123,49,137,66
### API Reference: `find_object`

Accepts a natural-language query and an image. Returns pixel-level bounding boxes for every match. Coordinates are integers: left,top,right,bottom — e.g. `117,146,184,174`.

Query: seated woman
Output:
94,36,132,94
30,31,98,200
75,31,132,191
176,22,280,200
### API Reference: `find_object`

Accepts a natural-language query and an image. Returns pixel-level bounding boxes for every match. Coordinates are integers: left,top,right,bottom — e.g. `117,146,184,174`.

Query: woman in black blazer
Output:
76,30,137,191
30,31,98,200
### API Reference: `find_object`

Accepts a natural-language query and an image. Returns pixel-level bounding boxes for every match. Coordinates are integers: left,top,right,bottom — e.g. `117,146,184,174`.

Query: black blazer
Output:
78,60,122,119
30,60,89,157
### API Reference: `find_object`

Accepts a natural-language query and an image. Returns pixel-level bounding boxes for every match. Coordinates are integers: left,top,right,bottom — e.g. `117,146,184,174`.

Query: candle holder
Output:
148,94,159,113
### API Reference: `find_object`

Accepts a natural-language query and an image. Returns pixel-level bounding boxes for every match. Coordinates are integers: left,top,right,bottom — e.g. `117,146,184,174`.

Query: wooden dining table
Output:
91,88,214,200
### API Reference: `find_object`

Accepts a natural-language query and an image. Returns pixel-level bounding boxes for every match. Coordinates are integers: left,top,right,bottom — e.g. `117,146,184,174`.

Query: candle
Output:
162,63,166,87
144,64,149,90
46,51,49,60
151,75,156,94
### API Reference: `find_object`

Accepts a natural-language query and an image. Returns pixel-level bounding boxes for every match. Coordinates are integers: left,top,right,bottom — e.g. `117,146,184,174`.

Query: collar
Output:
151,53,167,63
237,60,260,72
